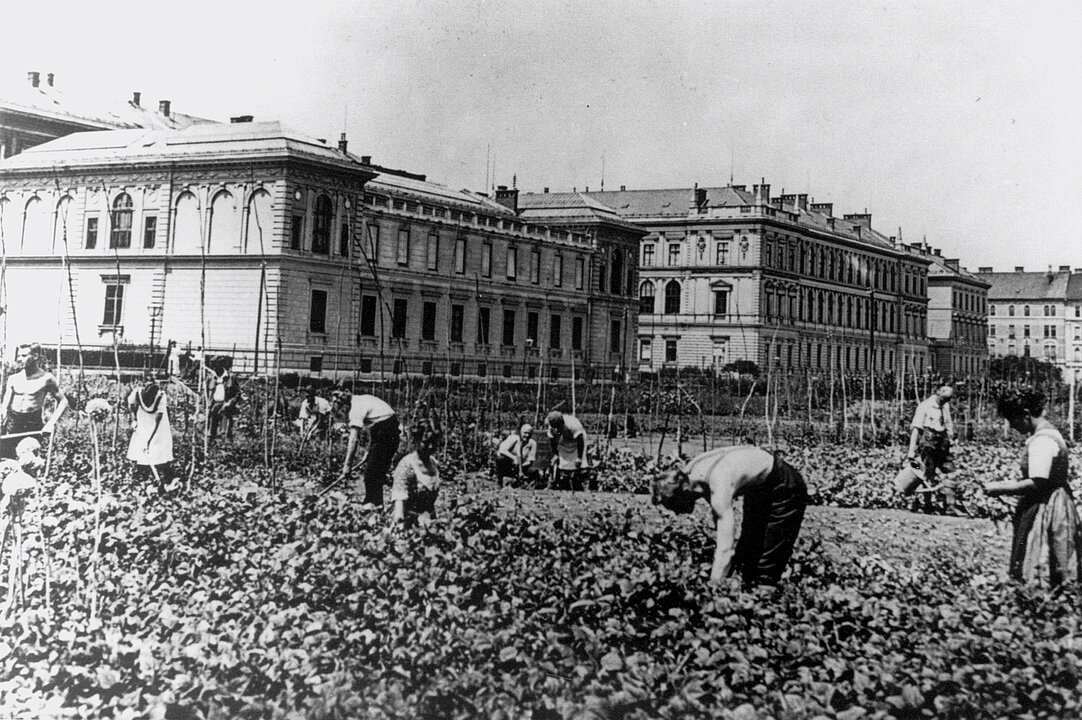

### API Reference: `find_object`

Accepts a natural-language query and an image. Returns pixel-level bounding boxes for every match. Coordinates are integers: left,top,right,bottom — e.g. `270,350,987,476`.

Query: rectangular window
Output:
110,208,132,249
477,307,491,345
642,244,655,267
392,299,407,339
422,301,437,341
102,284,124,325
526,312,540,346
339,222,350,256
598,261,608,293
665,339,677,362
668,243,680,266
426,231,439,271
142,216,157,249
554,255,563,287
714,291,729,316
575,257,585,290
396,227,410,266
639,339,652,361
291,215,303,250
530,249,541,284
506,247,517,280
360,295,377,337
1024,325,1031,338
989,325,996,337
450,304,464,342
309,289,328,333
482,243,492,278
610,319,622,353
366,225,380,264
85,216,99,249
549,314,562,348
572,316,584,350
502,309,516,346
454,237,466,274
715,242,728,265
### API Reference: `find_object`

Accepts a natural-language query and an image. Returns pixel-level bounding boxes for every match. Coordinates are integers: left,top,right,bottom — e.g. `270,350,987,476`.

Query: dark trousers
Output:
364,417,400,506
732,457,808,586
1,410,43,459
918,430,957,506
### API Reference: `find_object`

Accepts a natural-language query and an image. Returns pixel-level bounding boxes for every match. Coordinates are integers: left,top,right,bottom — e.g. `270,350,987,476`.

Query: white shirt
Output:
299,396,332,419
497,433,537,466
348,394,395,428
911,396,953,434
548,415,587,470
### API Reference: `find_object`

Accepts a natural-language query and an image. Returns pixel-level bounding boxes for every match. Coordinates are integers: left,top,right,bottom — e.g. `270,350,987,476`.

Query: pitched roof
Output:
0,75,214,131
518,192,647,233
366,171,517,214
0,121,370,174
981,271,1072,301
1067,272,1082,301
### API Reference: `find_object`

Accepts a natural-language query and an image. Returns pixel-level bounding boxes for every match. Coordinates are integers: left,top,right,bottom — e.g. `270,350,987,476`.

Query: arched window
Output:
610,249,624,296
22,196,47,253
1008,305,1015,316
209,190,238,252
664,280,682,314
245,189,272,252
110,193,133,248
173,191,201,254
638,281,656,314
312,194,332,254
53,196,75,251
1024,305,1030,316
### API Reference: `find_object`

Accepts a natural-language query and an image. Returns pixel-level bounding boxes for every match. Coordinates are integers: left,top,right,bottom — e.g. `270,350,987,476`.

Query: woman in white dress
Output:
127,379,174,482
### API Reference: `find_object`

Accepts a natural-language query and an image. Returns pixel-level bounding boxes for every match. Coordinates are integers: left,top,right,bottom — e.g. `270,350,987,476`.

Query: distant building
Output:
0,122,635,379
904,243,989,377
1068,273,1082,381
522,184,931,375
0,70,213,159
978,266,1076,372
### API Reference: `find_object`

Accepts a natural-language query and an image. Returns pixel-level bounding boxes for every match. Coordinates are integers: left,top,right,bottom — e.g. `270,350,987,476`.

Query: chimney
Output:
753,181,771,204
1015,266,1025,272
844,212,872,229
338,132,348,153
945,258,960,271
46,73,54,87
131,91,141,107
619,185,626,191
543,187,549,194
158,99,171,117
360,155,371,164
27,71,40,88
977,266,993,273
1058,264,1070,272
694,187,707,208
494,185,519,214
810,202,833,217
933,248,941,257
230,115,254,123
797,193,808,210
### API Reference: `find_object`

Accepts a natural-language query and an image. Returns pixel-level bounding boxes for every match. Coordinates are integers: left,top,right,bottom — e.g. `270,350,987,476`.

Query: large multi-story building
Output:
1068,274,1082,382
0,121,637,379
0,70,211,159
522,183,931,375
903,243,990,377
979,266,1075,370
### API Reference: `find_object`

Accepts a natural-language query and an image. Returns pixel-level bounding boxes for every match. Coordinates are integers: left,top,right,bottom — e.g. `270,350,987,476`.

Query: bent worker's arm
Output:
708,481,737,583
575,434,585,467
0,383,12,425
340,427,360,478
43,378,68,433
906,427,921,459
943,403,955,440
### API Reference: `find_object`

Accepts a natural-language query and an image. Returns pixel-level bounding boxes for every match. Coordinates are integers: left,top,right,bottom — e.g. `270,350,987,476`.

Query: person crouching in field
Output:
983,388,1082,587
495,423,538,487
907,383,962,514
546,411,587,491
652,445,808,587
391,428,442,528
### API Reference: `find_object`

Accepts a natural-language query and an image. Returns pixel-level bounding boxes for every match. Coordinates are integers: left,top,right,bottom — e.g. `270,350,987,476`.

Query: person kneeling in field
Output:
652,445,808,587
391,428,442,528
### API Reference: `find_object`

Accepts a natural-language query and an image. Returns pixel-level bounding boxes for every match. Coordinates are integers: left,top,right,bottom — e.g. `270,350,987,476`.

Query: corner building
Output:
534,184,931,375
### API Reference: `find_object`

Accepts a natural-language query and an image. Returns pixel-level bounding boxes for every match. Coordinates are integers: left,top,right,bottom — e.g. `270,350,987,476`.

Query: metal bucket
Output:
893,461,926,495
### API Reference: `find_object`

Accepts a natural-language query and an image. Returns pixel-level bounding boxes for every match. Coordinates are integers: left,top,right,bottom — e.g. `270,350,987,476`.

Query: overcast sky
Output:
4,0,1080,272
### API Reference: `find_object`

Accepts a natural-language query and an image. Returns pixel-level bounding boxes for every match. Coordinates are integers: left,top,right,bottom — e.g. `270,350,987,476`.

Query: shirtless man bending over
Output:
652,445,808,587
0,344,68,459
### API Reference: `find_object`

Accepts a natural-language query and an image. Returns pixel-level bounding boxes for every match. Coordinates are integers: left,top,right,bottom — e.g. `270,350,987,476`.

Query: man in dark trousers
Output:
652,444,808,587
338,392,400,508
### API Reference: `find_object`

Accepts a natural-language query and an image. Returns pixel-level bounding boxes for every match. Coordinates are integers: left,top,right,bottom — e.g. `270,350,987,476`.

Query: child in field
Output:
391,428,442,528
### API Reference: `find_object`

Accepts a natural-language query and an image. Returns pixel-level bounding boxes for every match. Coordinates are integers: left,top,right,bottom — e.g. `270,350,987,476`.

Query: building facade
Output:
0,122,636,379
980,266,1077,374
524,184,931,375
904,243,990,377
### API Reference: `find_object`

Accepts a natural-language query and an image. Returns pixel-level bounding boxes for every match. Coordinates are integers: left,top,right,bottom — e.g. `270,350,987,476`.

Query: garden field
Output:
3,451,1080,720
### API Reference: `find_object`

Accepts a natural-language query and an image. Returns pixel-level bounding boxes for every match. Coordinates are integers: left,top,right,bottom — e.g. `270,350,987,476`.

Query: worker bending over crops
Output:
495,423,537,486
338,392,400,507
652,445,808,587
907,383,961,513
546,411,588,491
0,344,68,459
